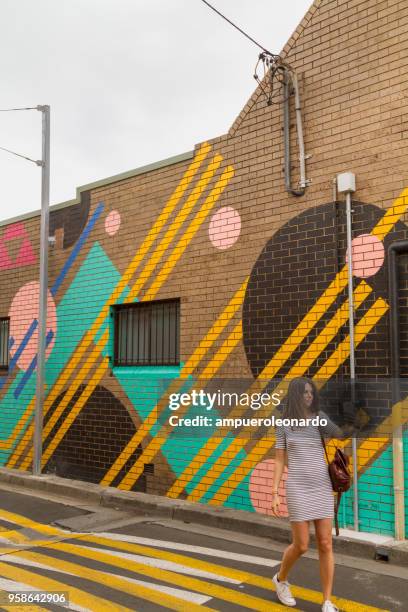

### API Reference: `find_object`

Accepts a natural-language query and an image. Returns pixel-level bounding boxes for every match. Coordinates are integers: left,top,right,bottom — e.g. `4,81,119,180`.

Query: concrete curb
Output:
0,467,406,566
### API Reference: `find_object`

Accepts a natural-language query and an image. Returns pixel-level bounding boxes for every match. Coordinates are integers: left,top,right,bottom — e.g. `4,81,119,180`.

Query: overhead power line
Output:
198,0,274,55
0,106,38,112
0,144,42,166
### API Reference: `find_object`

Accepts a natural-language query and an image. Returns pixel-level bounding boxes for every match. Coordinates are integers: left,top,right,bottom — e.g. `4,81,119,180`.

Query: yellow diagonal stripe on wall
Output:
118,320,243,490
8,148,226,469
6,143,212,463
126,155,223,302
100,281,247,487
166,188,408,500
2,143,211,454
209,297,389,506
143,166,234,301
169,281,372,501
36,161,233,473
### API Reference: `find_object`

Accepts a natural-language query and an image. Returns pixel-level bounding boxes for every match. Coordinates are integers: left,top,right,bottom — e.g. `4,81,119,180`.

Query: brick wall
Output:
1,0,408,536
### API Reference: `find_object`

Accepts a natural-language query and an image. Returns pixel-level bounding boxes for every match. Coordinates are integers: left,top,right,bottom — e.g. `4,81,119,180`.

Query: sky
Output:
1,0,312,221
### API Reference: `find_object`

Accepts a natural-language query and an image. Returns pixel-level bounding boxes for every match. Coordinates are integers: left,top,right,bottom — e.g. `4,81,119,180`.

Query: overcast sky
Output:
1,0,312,221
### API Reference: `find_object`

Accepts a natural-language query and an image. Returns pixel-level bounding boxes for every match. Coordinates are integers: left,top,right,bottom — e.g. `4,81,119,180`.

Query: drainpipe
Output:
337,172,359,532
388,241,407,541
282,67,308,197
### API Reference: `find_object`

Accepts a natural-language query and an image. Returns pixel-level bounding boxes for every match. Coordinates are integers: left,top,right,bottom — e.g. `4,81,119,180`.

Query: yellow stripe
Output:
19,334,109,471
80,533,387,612
9,550,203,612
6,143,211,464
210,298,389,506
0,561,128,612
172,281,371,501
143,166,234,301
40,358,109,468
118,321,243,490
126,155,223,303
167,189,408,502
43,540,290,611
286,280,372,376
100,280,247,488
33,159,232,473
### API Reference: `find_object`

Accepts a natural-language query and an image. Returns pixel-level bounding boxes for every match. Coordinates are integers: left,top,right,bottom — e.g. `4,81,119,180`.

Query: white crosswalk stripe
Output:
99,532,280,568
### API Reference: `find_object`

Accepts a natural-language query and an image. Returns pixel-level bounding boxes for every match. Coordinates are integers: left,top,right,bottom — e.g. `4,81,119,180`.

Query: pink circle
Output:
346,234,385,278
249,458,289,517
8,282,57,371
105,210,121,236
209,206,241,250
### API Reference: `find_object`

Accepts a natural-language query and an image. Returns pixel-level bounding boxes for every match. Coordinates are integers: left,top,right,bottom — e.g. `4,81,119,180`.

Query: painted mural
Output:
0,142,407,537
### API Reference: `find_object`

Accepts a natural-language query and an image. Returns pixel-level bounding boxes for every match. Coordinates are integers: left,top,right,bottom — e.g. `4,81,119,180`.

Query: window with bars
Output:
113,299,180,366
0,318,10,371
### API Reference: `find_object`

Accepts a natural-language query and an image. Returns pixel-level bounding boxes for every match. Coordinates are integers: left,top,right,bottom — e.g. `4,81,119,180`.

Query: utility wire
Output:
198,0,274,55
0,145,41,166
0,106,38,112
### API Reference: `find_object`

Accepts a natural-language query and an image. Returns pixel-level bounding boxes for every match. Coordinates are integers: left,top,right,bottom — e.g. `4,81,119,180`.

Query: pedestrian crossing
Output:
0,508,392,611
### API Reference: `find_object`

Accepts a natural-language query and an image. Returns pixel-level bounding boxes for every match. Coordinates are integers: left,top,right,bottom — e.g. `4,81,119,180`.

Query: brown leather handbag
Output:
319,430,352,536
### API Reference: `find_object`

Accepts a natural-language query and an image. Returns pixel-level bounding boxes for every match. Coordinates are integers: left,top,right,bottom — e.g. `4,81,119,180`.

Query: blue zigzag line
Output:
0,201,104,393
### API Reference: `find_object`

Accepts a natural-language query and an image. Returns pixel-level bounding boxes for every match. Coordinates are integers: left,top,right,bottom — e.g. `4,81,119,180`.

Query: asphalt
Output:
0,466,407,566
0,484,405,611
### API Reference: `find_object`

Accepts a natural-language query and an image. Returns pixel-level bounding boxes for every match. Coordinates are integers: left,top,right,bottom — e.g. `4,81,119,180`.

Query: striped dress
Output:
275,410,344,522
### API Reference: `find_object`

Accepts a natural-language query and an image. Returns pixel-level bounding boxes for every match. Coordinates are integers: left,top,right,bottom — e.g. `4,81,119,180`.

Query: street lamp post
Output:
33,105,50,476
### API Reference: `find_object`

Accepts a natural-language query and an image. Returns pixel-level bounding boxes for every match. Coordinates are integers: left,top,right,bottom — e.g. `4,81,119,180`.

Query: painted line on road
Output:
99,532,280,568
0,560,127,612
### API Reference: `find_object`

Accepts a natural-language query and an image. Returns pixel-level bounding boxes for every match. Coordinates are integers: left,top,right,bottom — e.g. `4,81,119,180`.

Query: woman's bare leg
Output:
278,521,310,581
314,518,334,601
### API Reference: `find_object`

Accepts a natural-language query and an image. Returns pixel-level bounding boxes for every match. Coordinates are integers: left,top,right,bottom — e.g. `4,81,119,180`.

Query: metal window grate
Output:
114,299,180,366
0,318,10,370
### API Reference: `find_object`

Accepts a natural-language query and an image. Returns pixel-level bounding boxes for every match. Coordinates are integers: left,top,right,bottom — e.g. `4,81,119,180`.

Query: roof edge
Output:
0,149,194,228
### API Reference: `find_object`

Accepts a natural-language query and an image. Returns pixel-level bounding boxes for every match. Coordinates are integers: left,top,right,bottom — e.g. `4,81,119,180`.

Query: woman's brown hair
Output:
282,377,319,420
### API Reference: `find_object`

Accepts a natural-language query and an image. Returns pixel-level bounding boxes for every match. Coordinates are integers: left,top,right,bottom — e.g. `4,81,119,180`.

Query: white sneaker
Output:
322,600,339,612
272,572,296,607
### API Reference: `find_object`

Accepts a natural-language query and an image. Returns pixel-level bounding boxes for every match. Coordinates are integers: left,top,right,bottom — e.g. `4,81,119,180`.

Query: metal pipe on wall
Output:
345,190,359,532
282,67,308,197
388,241,407,541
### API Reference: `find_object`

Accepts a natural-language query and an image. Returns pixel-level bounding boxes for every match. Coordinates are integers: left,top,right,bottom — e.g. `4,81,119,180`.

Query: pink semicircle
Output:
249,458,289,517
8,281,57,371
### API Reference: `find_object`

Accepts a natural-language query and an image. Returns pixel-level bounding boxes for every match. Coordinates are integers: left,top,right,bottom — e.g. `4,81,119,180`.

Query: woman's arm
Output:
319,410,361,440
272,449,286,492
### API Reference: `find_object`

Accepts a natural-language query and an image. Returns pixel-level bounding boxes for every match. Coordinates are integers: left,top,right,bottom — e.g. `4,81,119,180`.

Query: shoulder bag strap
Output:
318,426,330,464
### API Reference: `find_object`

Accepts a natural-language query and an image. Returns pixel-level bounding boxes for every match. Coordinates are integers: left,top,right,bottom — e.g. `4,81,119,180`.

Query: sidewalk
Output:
0,466,406,566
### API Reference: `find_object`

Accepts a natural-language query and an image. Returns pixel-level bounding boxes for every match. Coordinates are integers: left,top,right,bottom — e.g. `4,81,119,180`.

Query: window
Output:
0,318,10,371
113,299,180,366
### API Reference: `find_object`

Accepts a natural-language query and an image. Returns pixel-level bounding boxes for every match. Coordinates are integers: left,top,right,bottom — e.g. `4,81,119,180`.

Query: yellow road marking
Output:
210,298,389,506
118,320,243,490
41,541,290,611
79,533,388,612
0,559,137,612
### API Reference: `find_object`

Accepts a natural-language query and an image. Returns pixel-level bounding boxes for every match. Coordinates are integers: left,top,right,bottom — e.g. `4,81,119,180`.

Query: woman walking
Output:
271,377,353,612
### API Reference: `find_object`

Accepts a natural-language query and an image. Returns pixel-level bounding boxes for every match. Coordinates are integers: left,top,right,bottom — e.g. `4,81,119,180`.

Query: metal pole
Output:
346,191,359,531
33,105,50,476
